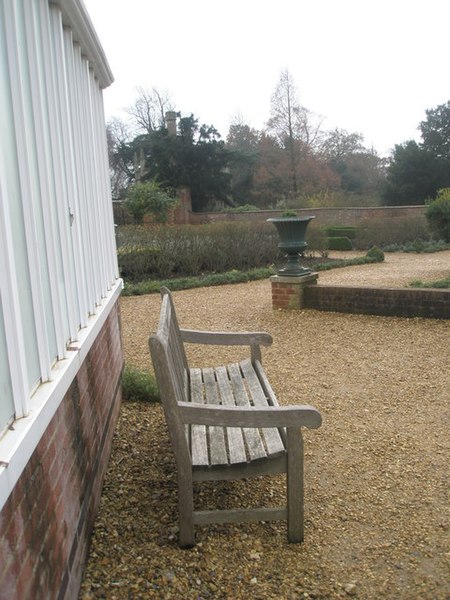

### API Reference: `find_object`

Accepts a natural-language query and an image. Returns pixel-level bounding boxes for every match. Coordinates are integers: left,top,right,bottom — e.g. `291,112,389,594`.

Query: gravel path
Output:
80,253,450,600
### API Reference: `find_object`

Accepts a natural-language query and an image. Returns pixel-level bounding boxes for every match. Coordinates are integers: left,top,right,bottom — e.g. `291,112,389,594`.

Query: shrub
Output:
116,222,281,281
325,226,357,239
328,236,353,250
305,224,328,257
122,366,160,402
124,181,176,224
366,246,385,261
117,246,164,282
426,188,450,242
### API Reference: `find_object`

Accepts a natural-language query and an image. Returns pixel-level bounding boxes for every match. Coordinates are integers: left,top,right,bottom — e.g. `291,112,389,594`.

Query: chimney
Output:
165,111,177,136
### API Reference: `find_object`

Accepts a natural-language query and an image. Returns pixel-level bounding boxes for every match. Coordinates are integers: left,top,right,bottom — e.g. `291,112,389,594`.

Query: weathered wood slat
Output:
180,403,323,429
227,362,267,461
254,359,287,446
214,366,247,464
253,360,279,406
192,452,287,481
194,507,287,525
287,428,304,542
202,367,228,465
180,329,273,347
166,324,188,404
239,359,286,456
189,368,208,466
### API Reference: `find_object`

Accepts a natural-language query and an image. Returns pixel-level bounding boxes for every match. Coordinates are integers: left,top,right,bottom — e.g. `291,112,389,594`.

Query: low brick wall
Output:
304,285,450,319
0,301,124,600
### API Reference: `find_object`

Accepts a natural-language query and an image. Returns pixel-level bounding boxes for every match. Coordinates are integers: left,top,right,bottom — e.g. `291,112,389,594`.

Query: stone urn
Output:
267,215,315,276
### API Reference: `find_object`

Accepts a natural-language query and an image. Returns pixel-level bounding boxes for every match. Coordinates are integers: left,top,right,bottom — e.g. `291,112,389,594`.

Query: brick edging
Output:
305,284,450,319
271,277,450,319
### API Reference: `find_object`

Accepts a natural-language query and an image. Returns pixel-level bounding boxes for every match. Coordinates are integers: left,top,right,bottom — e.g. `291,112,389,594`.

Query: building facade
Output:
0,1,123,597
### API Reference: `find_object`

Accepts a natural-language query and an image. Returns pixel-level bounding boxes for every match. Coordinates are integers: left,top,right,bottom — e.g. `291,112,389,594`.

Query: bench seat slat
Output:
227,363,267,461
189,368,209,466
189,362,287,467
239,359,286,456
202,367,228,465
215,366,247,464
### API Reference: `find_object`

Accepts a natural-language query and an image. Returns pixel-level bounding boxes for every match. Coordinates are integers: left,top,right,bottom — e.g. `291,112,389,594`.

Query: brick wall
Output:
112,197,426,228
0,300,124,600
195,205,427,226
304,285,450,319
271,274,319,309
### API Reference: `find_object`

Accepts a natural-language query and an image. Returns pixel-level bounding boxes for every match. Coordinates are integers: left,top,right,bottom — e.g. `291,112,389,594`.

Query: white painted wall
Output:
0,0,121,509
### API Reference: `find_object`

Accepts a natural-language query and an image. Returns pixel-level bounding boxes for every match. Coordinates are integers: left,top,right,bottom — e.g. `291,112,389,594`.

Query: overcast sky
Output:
83,0,450,156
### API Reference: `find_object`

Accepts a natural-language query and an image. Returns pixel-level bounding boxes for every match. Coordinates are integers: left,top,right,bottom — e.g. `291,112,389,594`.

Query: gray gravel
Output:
80,252,450,599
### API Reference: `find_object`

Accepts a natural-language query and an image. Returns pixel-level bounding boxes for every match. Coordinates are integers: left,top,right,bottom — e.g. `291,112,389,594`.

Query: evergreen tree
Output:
383,101,450,205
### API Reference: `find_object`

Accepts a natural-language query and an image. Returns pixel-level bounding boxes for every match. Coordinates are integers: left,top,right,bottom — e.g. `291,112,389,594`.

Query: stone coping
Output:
270,272,319,284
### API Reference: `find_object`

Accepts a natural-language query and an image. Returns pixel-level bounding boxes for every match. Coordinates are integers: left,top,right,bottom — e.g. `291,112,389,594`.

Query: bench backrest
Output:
149,289,191,466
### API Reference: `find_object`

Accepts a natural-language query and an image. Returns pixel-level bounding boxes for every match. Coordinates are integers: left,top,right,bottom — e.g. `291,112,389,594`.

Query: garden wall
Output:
112,188,426,228
304,285,449,318
271,278,449,319
0,302,124,600
193,205,427,227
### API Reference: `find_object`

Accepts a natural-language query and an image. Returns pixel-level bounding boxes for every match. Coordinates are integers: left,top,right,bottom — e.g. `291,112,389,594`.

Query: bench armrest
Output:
180,329,272,363
180,329,273,347
178,402,322,429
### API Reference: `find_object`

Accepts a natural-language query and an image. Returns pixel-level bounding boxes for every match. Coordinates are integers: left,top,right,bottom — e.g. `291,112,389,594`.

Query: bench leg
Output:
287,428,304,543
178,471,195,548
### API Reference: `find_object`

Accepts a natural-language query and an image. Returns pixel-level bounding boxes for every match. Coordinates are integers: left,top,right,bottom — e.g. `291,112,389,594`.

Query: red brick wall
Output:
271,274,318,309
196,205,427,227
304,285,450,319
112,199,426,228
0,300,124,600
271,280,299,309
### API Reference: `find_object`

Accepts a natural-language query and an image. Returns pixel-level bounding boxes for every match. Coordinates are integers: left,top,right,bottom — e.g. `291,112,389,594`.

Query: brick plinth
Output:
0,300,124,600
271,273,319,309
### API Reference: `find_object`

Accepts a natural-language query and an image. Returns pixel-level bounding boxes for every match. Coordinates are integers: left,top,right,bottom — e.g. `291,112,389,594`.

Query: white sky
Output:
83,0,450,157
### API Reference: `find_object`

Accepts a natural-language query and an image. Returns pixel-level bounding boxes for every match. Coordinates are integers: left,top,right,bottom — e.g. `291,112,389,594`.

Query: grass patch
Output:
409,277,450,289
122,366,160,402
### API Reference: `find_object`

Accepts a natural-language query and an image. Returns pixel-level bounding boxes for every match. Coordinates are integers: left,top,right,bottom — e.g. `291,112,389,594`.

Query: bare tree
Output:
126,86,175,134
320,128,365,160
266,70,324,194
106,117,134,199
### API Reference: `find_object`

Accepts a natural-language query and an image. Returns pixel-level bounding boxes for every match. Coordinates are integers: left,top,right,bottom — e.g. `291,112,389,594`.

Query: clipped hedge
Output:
326,226,357,239
328,236,353,251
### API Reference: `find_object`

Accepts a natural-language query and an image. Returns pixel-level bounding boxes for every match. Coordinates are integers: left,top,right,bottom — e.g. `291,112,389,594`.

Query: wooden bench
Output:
149,287,322,547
